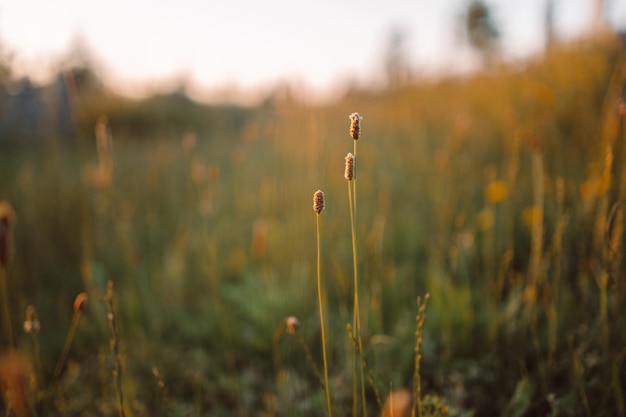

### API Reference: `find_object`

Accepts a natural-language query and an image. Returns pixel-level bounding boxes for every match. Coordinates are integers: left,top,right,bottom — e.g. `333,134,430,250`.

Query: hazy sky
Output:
1,0,625,100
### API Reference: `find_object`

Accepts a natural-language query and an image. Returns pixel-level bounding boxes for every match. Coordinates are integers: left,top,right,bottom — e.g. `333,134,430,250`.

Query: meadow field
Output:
1,36,625,416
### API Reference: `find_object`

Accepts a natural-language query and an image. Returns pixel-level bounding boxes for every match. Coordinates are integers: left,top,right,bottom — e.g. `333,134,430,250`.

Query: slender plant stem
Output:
31,332,43,384
350,139,367,417
348,181,359,417
353,140,357,211
105,282,126,417
316,214,332,417
295,331,325,389
53,311,81,380
412,294,429,417
0,266,14,347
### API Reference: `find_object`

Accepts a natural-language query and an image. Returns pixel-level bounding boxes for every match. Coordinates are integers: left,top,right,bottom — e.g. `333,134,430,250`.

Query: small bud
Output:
344,152,355,181
285,316,300,335
349,112,363,140
23,305,40,335
313,190,325,214
73,292,88,313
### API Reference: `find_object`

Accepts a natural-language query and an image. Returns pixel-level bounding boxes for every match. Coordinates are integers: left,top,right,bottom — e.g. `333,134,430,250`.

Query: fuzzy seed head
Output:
73,292,88,313
23,305,40,335
344,152,355,181
313,190,325,214
285,316,300,335
349,112,363,140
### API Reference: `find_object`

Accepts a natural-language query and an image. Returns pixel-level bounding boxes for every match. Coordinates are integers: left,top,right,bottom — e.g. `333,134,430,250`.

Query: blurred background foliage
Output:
0,27,626,416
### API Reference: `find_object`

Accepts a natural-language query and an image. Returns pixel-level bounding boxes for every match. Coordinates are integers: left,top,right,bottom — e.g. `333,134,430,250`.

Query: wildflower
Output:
485,181,509,204
523,206,541,227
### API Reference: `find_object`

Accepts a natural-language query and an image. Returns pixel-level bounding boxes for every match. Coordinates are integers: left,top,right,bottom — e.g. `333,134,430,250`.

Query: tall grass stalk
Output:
348,113,367,417
0,266,13,347
346,152,364,416
24,305,43,383
529,143,545,289
313,190,332,417
595,147,613,353
0,201,16,347
104,281,127,417
52,293,87,381
347,324,383,409
528,143,549,391
411,293,429,417
548,177,567,367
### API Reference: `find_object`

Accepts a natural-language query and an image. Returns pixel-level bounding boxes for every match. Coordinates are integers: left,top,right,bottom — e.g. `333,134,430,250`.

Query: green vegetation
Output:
0,36,625,416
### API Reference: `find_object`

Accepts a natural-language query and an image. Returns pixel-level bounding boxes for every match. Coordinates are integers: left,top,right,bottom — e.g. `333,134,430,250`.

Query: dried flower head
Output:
344,152,355,181
0,201,17,268
313,190,325,214
73,292,88,313
23,305,40,335
285,316,300,335
349,112,363,140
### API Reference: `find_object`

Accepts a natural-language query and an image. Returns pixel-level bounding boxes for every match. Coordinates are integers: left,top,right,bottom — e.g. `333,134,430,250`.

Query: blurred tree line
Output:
0,0,618,149
0,41,251,149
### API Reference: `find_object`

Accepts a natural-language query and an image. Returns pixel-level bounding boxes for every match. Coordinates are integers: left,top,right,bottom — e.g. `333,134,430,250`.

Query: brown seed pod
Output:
349,112,363,140
313,190,325,214
73,292,88,313
344,152,355,181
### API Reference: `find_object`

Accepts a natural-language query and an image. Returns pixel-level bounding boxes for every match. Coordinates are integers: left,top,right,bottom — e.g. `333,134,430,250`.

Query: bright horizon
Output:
1,0,625,103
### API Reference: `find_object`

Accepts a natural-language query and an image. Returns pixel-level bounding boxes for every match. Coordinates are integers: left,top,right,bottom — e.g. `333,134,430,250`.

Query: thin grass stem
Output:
0,266,14,347
52,311,81,381
316,212,332,417
105,281,126,417
412,294,429,417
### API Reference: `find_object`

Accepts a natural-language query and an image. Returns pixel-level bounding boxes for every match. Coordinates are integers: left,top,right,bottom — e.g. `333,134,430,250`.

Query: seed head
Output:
23,305,40,335
349,112,363,140
73,292,88,313
344,152,355,181
313,190,325,214
285,316,300,335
